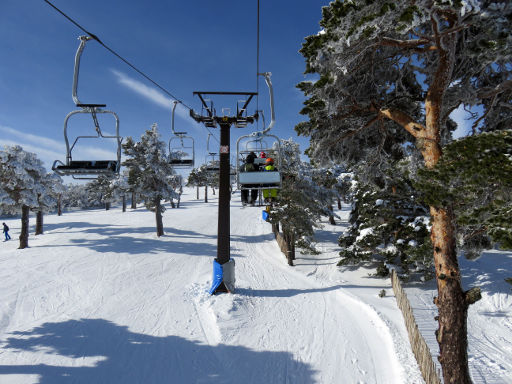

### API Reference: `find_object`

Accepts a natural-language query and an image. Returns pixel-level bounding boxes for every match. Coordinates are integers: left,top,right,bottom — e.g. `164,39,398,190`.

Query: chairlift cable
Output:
256,0,260,130
44,0,220,146
43,0,192,111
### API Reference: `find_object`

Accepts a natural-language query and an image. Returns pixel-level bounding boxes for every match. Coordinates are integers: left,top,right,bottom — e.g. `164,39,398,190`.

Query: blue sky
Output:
0,0,331,177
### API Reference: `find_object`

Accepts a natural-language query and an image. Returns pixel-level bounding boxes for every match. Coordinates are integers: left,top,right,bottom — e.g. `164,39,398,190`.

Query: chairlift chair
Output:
168,101,195,168
52,36,122,180
237,132,282,190
205,133,220,172
236,72,282,191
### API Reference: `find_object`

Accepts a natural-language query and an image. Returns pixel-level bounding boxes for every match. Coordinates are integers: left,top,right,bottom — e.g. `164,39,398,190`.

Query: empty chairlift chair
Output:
168,101,195,168
52,36,122,179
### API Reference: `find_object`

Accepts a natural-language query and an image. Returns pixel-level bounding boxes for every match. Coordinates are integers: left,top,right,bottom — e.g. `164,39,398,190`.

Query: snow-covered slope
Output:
0,188,510,383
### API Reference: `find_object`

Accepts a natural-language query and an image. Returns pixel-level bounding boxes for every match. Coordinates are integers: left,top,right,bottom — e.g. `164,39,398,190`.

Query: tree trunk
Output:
131,191,137,209
19,205,29,249
328,205,336,225
171,200,176,208
58,194,62,216
35,210,43,235
380,22,470,383
424,28,471,384
122,195,126,212
155,199,164,237
337,197,341,210
430,206,470,383
204,185,208,203
283,228,294,266
105,202,110,211
196,186,199,200
212,187,215,195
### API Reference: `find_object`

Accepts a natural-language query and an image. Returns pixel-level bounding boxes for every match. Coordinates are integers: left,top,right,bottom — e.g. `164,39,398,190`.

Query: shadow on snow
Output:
35,223,218,257
0,318,316,384
236,285,344,298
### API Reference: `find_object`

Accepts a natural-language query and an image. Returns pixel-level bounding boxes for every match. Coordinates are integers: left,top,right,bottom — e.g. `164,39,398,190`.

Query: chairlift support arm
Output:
258,72,275,134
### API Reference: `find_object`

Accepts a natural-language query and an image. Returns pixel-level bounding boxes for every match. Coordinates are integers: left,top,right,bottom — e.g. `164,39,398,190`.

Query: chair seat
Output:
170,159,194,166
55,160,118,173
239,171,280,185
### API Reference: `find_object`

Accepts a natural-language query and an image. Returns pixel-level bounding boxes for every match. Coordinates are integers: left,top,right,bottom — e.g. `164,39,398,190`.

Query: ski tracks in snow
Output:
182,205,411,384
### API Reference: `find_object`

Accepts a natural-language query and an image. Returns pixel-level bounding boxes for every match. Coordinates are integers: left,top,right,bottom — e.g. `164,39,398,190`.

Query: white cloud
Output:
110,69,202,133
0,125,63,150
111,69,171,109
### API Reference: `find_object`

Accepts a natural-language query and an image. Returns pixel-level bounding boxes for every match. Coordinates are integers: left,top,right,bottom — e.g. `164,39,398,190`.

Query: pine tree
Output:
268,139,335,263
122,124,179,236
297,2,511,381
186,165,210,203
339,163,433,280
0,145,47,248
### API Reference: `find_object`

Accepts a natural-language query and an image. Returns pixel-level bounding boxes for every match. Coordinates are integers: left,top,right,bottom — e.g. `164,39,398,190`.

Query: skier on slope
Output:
3,223,11,241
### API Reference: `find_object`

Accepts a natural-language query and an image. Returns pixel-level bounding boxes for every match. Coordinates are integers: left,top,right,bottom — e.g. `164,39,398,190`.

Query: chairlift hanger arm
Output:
237,95,255,119
258,72,275,134
196,93,214,118
72,36,94,106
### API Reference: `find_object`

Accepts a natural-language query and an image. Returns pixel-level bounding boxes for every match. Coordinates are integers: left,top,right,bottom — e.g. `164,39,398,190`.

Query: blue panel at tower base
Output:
208,259,224,295
262,210,269,221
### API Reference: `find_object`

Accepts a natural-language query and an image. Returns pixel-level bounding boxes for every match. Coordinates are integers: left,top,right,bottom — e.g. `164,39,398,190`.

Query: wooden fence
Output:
272,223,294,266
391,270,442,384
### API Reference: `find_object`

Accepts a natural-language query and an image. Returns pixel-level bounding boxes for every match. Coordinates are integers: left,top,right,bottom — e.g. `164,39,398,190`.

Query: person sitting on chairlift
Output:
262,157,278,203
240,152,259,206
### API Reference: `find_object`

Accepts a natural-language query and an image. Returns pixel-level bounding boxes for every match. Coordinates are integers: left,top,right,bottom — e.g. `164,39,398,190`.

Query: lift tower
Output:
190,91,258,294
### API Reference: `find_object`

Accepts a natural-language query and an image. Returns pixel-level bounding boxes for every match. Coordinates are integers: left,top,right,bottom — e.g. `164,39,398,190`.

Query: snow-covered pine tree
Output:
61,184,93,210
186,165,210,203
186,168,202,200
339,162,433,280
268,139,335,264
312,167,340,225
169,174,183,208
113,172,131,212
0,145,47,248
86,176,113,210
122,123,179,236
297,1,511,381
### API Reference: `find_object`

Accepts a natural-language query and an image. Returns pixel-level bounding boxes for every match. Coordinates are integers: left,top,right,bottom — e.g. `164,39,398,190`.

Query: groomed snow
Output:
0,188,510,383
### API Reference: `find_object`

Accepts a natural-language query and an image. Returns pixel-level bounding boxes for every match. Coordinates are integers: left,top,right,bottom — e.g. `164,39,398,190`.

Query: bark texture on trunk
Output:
105,202,110,211
131,192,137,209
196,186,199,200
204,186,208,203
328,206,336,225
19,205,29,249
430,206,470,383
155,199,164,237
35,210,43,235
122,195,126,212
58,194,62,216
